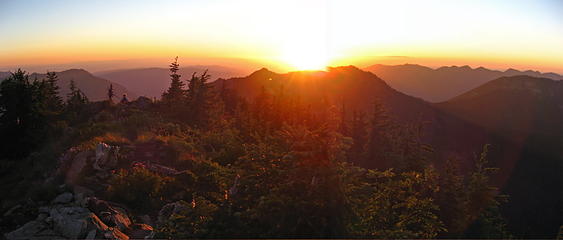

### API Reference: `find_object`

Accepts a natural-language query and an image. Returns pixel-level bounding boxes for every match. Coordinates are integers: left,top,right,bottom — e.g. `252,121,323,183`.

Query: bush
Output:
106,166,172,212
156,197,219,238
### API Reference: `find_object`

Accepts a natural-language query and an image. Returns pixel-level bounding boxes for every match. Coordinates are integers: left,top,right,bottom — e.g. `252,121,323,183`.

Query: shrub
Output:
106,166,172,212
156,197,219,238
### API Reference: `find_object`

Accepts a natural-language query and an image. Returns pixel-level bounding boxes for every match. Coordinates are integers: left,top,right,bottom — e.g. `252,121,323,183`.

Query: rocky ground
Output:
2,141,180,240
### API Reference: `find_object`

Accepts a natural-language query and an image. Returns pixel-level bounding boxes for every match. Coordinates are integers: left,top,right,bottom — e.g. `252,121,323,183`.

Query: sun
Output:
281,42,329,71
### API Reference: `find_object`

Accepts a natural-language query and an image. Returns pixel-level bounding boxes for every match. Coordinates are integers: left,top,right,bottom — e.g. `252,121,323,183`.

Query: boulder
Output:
138,214,153,226
32,228,66,239
86,197,131,232
4,220,47,240
127,223,154,239
104,227,129,240
85,229,97,239
51,192,73,204
64,150,92,184
94,142,119,171
3,204,22,217
49,206,91,238
6,194,148,240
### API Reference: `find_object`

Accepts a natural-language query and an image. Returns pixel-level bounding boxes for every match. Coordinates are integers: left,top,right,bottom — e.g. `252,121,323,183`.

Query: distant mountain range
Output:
439,75,563,137
365,64,563,102
0,69,135,101
95,66,246,98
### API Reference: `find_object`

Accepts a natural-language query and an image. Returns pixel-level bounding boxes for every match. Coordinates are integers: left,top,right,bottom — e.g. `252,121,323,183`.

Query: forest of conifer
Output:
0,58,525,239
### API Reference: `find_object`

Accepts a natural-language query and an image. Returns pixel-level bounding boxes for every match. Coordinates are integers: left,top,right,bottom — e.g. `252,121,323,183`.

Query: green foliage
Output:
107,166,173,212
0,60,514,239
65,79,89,123
157,197,219,238
107,83,115,103
0,69,65,158
342,164,444,238
161,56,186,119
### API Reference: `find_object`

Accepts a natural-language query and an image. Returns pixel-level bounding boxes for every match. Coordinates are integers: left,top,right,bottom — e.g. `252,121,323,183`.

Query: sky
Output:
0,0,562,73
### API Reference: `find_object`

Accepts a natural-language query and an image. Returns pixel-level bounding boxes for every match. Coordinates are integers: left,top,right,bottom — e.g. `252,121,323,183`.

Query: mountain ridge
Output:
365,64,562,102
96,65,247,98
0,69,136,101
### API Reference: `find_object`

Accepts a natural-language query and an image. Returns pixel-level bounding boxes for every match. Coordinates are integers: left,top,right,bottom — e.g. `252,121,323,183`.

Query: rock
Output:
85,229,97,239
86,197,131,232
94,142,119,171
127,223,154,239
6,195,141,240
49,206,91,238
38,207,49,214
36,213,48,221
33,229,65,239
65,150,92,184
104,227,129,240
48,206,117,239
3,204,22,217
4,220,47,240
51,192,73,204
88,212,110,232
99,210,131,232
139,214,153,226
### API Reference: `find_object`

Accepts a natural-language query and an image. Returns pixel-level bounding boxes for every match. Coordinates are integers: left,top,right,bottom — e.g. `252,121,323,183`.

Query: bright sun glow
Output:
282,44,329,70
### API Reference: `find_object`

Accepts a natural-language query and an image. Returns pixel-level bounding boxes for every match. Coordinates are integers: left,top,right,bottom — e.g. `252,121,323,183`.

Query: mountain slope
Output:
96,66,245,98
438,75,563,237
1,69,136,101
217,66,496,169
439,75,563,137
0,72,11,80
365,64,563,102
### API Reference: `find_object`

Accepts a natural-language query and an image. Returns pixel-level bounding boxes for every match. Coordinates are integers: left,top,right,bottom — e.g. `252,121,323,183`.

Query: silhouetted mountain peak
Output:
248,67,277,79
62,68,89,73
504,68,520,74
327,65,364,73
475,66,487,71
436,65,472,71
366,64,563,102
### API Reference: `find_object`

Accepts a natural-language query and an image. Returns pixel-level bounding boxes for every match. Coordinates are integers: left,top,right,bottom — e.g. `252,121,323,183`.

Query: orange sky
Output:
1,0,562,74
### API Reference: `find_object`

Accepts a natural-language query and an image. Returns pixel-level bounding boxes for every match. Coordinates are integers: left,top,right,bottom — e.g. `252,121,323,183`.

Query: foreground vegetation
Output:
0,59,511,238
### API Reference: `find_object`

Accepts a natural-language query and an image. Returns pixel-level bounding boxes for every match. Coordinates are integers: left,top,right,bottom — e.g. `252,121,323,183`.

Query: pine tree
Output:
66,79,88,116
43,71,63,113
364,100,391,169
161,56,186,118
436,157,468,236
347,110,367,165
107,84,115,103
186,70,217,127
0,69,56,158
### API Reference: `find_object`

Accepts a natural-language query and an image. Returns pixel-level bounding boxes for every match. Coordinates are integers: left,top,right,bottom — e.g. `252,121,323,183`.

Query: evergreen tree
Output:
43,71,63,113
436,157,468,236
347,110,367,165
0,69,58,158
0,69,35,158
364,100,392,169
107,83,115,103
161,56,186,117
185,70,222,128
65,79,89,120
